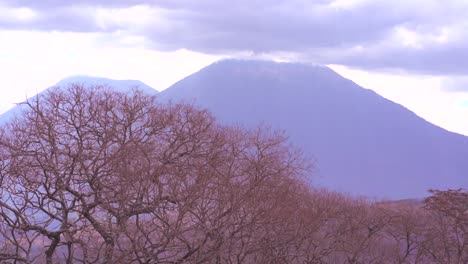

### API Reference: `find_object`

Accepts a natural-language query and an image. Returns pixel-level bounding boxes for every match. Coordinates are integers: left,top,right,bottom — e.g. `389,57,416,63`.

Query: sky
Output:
0,0,468,135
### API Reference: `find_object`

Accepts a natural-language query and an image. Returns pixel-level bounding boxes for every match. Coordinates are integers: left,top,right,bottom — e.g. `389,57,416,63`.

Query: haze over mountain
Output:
0,76,157,125
159,59,468,199
55,76,158,95
1,61,467,199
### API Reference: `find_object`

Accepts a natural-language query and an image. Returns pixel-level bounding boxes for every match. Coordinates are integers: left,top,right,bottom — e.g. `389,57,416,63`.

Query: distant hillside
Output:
0,76,157,125
159,59,468,199
55,76,157,95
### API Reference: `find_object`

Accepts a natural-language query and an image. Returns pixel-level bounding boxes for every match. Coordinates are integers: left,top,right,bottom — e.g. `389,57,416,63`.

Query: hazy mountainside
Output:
0,76,157,125
55,76,157,95
1,63,467,199
159,59,468,199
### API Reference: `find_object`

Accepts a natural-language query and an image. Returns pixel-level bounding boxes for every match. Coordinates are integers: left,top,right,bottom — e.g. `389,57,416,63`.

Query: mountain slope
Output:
55,76,157,95
0,76,157,125
159,59,468,199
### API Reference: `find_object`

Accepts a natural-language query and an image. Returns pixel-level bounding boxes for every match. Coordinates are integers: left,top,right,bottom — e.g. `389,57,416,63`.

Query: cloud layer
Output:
1,0,467,75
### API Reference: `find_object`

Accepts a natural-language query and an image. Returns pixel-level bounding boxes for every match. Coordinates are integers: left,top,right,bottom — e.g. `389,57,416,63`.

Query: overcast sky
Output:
1,0,468,135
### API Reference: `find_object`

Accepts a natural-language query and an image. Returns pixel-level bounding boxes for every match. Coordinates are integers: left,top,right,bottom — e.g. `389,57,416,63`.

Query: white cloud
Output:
0,5,37,22
0,30,221,112
93,5,167,31
1,3,468,137
329,64,468,135
12,7,36,20
2,0,468,75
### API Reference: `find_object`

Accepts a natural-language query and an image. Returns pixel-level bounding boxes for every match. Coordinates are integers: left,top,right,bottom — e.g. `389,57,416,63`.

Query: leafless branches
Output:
0,84,466,263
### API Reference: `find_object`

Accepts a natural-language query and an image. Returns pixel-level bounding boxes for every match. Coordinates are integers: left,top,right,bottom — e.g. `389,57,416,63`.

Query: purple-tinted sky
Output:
2,0,468,74
0,0,468,134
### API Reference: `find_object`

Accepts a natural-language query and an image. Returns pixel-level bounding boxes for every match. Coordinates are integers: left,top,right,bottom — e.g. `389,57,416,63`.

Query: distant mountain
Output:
159,59,468,199
0,76,157,125
1,64,467,199
55,76,157,95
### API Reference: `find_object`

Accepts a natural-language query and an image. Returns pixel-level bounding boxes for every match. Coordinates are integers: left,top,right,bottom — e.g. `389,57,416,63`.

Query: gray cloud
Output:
1,0,467,75
310,41,468,75
3,0,142,9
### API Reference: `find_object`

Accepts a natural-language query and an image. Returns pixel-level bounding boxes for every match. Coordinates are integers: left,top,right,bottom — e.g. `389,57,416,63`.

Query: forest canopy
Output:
0,85,466,263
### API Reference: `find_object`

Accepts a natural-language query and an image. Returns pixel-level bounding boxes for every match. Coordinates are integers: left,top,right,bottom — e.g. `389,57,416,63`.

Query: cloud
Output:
442,76,468,92
459,100,468,108
2,0,137,9
1,0,468,75
0,30,220,113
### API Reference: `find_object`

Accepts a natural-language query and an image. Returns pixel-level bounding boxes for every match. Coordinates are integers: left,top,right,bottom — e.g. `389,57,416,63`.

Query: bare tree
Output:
0,84,309,263
2,83,466,264
421,189,468,264
381,202,428,264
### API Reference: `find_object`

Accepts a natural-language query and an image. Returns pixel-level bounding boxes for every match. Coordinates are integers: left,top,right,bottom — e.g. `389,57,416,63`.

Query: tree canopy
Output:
0,85,466,263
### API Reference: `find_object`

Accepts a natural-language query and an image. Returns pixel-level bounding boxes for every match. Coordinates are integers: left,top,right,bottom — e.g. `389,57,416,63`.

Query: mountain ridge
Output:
158,59,468,199
0,60,466,199
0,76,157,125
